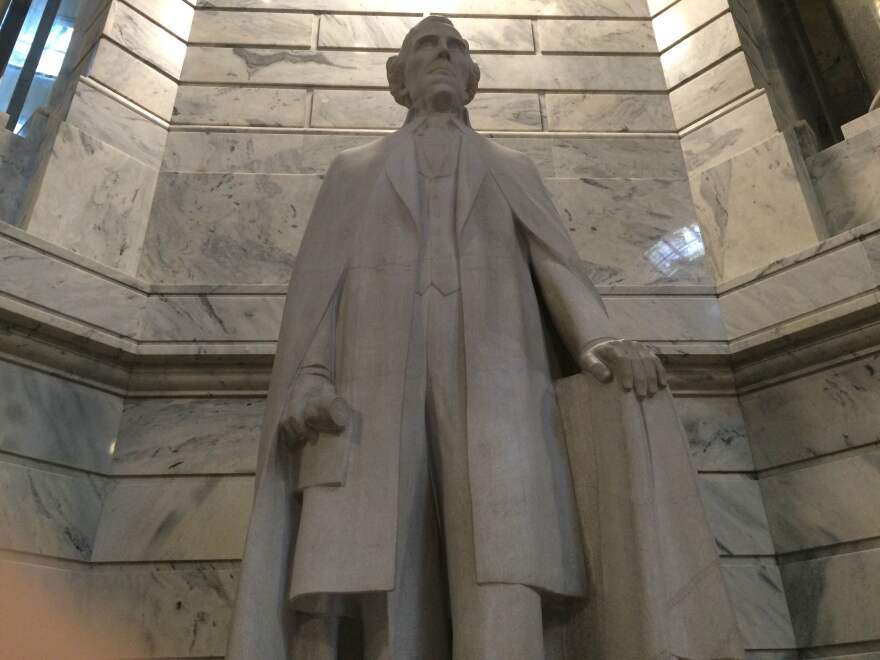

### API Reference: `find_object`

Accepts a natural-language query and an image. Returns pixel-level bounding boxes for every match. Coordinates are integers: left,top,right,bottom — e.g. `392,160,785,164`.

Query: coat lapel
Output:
384,132,420,232
456,130,488,237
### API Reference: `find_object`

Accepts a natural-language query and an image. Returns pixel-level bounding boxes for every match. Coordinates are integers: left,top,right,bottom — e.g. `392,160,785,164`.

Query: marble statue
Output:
227,16,745,660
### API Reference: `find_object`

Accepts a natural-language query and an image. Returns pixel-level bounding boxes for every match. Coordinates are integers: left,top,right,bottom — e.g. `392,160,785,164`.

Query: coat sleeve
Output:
528,234,618,368
297,287,339,382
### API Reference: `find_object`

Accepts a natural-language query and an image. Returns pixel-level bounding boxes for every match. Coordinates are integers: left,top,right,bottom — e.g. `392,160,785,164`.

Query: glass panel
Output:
0,0,78,132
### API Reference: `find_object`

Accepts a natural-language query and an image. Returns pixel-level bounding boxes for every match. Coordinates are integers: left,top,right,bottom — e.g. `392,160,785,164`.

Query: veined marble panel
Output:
66,83,167,168
538,19,655,53
674,396,754,471
545,177,709,285
112,397,262,475
105,1,187,79
809,125,880,235
721,559,796,650
123,0,194,40
0,360,121,473
139,171,322,284
87,39,177,119
0,132,37,225
173,85,307,126
652,0,728,51
551,136,686,178
161,130,374,173
0,460,104,559
690,129,825,281
782,548,880,647
319,15,534,52
603,294,725,341
190,9,312,46
669,51,756,129
182,48,666,91
139,293,285,340
681,93,778,173
0,233,145,338
312,90,540,131
864,233,880,286
741,353,880,469
491,137,554,176
545,92,674,131
660,13,740,89
699,474,774,556
720,242,874,340
92,475,252,560
26,122,159,275
762,447,880,553
198,0,649,18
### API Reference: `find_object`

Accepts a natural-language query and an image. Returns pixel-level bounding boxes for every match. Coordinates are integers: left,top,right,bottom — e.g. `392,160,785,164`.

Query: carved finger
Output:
631,355,648,399
643,354,659,397
583,352,613,383
617,352,634,391
306,394,351,433
653,354,668,389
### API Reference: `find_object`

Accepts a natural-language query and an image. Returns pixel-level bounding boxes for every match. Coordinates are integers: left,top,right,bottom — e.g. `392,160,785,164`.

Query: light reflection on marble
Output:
539,18,655,53
91,475,252,560
138,171,322,284
182,47,666,91
198,0,648,18
0,360,122,472
761,447,880,553
808,124,880,235
689,129,825,282
87,39,178,120
699,474,774,556
781,548,880,647
669,51,756,129
721,559,796,650
545,177,709,285
66,84,168,168
545,93,674,132
740,353,880,469
26,122,159,275
123,0,194,41
652,0,728,51
173,85,307,127
0,460,105,559
674,397,754,471
841,107,880,140
113,398,262,475
105,1,187,79
191,9,312,46
550,136,686,178
660,12,740,89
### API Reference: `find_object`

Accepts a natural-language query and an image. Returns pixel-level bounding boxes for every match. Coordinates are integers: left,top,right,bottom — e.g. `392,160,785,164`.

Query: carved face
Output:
403,21,473,111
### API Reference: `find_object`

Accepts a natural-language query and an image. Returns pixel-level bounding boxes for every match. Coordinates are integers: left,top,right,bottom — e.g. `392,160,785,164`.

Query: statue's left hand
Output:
579,339,667,399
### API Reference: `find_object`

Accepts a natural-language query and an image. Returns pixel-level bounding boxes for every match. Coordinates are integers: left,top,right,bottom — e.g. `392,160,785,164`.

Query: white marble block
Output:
689,129,825,281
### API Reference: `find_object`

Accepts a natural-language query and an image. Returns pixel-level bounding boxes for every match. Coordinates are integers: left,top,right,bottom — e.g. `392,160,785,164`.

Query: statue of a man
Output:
228,16,672,659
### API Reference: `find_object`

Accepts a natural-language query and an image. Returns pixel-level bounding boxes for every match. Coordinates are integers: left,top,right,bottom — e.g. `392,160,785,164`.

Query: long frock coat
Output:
226,118,616,658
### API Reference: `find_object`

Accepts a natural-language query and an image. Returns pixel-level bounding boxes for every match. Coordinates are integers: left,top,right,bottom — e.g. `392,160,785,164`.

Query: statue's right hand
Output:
279,373,351,447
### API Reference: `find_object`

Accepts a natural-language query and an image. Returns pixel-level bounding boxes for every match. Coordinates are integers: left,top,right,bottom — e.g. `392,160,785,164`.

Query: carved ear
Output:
465,61,481,105
386,55,411,107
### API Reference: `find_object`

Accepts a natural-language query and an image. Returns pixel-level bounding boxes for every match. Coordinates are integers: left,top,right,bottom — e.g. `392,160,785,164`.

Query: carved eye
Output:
416,35,438,50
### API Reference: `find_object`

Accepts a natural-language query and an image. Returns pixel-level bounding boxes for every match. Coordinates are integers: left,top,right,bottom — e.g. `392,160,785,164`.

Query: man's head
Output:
386,16,480,113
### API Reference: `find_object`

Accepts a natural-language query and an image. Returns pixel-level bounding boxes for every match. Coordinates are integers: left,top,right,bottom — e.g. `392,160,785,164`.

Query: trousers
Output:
359,285,545,660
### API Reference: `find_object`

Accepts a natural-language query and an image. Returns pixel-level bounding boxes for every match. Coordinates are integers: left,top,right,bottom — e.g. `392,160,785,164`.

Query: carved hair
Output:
386,16,481,108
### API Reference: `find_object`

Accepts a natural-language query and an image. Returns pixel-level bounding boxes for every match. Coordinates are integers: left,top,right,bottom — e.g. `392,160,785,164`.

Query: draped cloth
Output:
554,375,745,660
